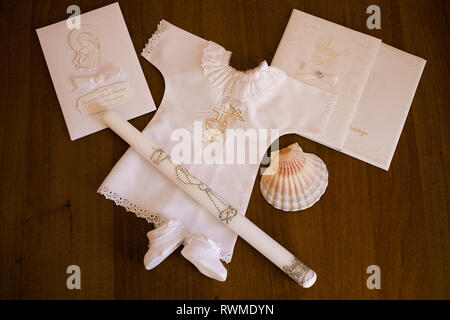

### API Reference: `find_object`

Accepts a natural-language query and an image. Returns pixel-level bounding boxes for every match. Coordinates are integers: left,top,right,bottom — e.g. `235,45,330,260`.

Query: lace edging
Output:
97,185,232,263
141,19,170,59
201,41,286,102
98,185,165,226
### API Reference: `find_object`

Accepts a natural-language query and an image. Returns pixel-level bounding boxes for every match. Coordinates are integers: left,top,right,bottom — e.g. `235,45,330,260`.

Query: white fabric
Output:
98,20,336,262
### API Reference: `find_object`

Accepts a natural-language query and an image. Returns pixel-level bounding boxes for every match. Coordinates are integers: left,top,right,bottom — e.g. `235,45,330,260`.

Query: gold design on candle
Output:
174,165,237,224
282,258,313,286
148,148,237,224
218,207,237,224
150,148,170,165
349,126,368,136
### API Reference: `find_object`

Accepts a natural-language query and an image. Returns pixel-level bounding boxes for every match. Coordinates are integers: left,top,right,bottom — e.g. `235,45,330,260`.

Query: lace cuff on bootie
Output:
181,234,227,282
143,219,186,270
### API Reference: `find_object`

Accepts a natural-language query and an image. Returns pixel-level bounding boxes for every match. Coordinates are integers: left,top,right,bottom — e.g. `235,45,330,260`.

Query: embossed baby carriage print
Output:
312,35,349,70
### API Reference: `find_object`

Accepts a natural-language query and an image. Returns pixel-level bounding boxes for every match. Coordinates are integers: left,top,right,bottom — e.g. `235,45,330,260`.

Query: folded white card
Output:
272,9,381,149
272,9,425,170
37,3,155,140
342,44,426,170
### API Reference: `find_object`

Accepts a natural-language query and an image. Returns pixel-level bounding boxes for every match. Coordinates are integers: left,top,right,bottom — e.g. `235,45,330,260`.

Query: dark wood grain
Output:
0,0,448,299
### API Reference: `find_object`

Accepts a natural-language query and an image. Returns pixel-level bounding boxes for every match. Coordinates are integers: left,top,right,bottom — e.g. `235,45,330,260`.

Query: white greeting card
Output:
272,9,425,170
37,3,155,140
271,9,381,149
342,44,426,170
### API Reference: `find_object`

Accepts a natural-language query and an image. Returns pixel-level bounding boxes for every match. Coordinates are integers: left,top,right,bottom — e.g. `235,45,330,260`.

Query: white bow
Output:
72,65,121,90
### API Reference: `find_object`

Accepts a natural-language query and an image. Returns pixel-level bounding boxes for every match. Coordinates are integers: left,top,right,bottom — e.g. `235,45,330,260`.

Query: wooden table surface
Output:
0,0,448,300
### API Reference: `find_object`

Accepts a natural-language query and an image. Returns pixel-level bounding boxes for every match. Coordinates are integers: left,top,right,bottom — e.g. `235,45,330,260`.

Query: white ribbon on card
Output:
294,61,339,85
296,70,339,85
72,65,121,90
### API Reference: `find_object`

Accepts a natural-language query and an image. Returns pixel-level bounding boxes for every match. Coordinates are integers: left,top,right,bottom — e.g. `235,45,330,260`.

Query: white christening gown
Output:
98,20,336,262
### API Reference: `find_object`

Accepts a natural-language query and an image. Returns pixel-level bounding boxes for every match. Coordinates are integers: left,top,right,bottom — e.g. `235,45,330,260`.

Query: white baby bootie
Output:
144,219,186,270
181,234,227,282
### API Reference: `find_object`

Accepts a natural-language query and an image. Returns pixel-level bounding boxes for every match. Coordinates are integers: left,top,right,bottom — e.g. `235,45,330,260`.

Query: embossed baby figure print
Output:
69,26,102,72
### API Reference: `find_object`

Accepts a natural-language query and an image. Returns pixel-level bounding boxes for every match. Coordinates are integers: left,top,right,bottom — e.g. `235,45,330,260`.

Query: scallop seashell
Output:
260,143,328,211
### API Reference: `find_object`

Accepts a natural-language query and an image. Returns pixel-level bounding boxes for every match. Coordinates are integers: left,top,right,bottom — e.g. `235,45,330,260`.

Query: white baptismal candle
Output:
102,109,317,287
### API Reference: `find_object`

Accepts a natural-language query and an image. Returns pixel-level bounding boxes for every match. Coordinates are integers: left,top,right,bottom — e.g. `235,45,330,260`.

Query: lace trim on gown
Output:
141,19,171,58
201,41,285,102
97,185,233,263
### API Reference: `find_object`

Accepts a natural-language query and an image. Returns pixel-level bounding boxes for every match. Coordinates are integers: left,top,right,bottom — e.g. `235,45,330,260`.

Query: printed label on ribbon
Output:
77,82,133,115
